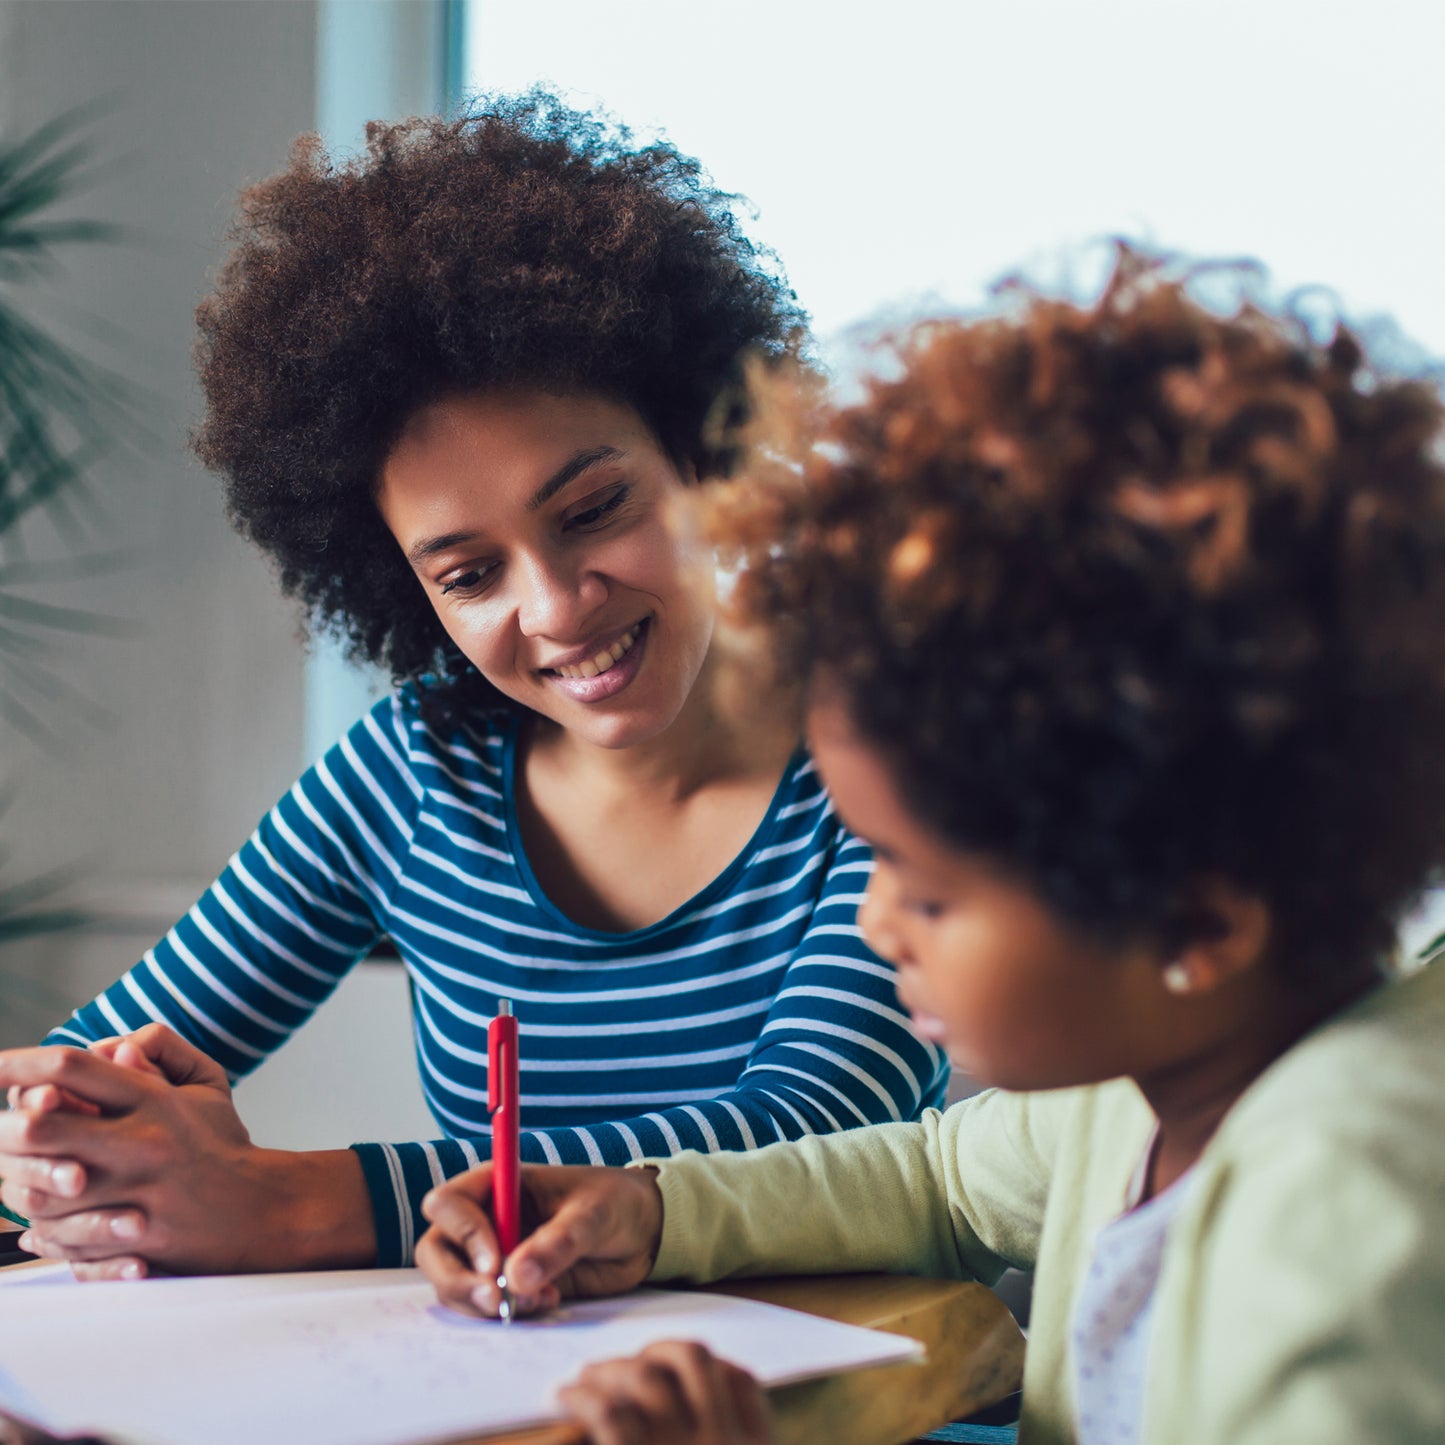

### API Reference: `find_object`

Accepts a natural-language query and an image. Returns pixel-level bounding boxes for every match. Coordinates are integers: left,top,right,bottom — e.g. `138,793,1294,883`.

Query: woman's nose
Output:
514,552,607,639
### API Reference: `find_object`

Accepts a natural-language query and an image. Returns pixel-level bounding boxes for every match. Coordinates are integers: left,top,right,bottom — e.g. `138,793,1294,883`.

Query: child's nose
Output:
858,874,909,968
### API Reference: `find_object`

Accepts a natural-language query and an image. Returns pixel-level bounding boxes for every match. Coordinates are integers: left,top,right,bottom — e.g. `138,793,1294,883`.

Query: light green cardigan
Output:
648,962,1445,1443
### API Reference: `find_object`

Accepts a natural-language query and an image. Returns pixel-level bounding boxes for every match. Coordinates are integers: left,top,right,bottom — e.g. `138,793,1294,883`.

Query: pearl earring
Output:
1162,960,1192,995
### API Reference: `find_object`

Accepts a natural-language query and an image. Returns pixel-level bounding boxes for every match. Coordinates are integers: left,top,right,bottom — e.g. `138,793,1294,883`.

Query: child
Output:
416,249,1445,1444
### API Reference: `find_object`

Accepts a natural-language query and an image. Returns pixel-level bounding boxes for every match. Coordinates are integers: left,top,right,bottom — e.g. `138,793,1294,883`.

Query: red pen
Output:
488,998,521,1323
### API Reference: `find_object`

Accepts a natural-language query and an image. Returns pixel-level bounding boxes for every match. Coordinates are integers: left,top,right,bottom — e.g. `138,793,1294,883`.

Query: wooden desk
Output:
470,1274,1025,1445
0,1268,1024,1445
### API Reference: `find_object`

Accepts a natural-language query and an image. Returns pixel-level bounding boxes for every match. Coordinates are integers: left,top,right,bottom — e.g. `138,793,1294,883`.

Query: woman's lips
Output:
541,617,651,704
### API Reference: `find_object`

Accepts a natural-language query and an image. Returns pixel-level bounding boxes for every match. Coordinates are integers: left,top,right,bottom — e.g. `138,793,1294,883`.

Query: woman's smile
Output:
540,615,652,702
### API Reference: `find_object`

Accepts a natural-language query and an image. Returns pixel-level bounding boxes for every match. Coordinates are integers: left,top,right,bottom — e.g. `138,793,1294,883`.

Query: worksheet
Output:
0,1266,921,1445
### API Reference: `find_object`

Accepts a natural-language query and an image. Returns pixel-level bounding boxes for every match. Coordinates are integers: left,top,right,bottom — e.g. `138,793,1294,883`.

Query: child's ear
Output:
1159,880,1272,997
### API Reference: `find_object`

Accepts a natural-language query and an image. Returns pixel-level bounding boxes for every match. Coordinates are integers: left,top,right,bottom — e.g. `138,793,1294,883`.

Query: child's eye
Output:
904,898,945,921
440,564,497,598
565,485,630,531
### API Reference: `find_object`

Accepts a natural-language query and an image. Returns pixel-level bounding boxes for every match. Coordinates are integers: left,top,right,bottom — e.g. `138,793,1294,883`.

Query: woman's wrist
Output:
248,1147,378,1272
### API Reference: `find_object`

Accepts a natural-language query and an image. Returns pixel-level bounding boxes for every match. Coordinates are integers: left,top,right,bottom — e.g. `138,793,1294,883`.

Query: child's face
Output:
807,693,1165,1093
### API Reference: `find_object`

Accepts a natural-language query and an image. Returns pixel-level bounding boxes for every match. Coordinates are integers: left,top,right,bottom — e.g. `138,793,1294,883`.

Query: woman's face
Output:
377,390,716,750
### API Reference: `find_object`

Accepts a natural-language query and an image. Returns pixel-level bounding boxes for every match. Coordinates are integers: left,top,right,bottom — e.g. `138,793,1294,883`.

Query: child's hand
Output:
558,1341,775,1445
417,1163,664,1318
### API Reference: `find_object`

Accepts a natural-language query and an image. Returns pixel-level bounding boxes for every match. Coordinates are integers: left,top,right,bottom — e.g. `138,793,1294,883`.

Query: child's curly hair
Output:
715,248,1445,987
193,90,806,720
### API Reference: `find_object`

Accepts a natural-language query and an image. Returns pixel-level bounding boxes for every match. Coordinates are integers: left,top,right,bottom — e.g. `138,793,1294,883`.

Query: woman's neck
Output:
528,653,799,803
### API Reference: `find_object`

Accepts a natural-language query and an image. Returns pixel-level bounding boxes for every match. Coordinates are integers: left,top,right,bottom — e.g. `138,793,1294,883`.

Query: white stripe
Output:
47,1024,93,1047
751,831,822,865
679,1105,721,1152
364,709,424,802
96,993,132,1035
716,1099,759,1151
415,752,504,820
394,902,810,977
419,1140,446,1190
769,984,913,1032
787,953,900,987
270,809,368,904
574,1129,605,1167
610,1121,645,1163
378,1144,414,1263
456,1138,483,1169
673,849,828,927
190,898,329,1007
640,1112,684,1154
419,1078,490,1136
757,1088,815,1137
413,818,514,870
289,785,396,910
137,957,266,1060
167,931,291,1037
414,986,771,1048
340,732,417,843
775,792,829,822
119,971,170,1029
405,939,790,1007
748,1064,857,1127
231,851,364,954
532,1132,563,1166
777,1033,908,1119
511,1088,725,1108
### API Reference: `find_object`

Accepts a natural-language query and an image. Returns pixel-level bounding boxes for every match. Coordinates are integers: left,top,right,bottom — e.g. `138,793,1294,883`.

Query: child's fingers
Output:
558,1344,773,1445
558,1358,688,1445
504,1168,662,1301
421,1168,502,1274
637,1342,774,1444
414,1222,494,1317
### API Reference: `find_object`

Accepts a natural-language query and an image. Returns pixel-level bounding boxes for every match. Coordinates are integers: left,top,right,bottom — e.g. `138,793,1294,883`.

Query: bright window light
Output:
463,0,1445,358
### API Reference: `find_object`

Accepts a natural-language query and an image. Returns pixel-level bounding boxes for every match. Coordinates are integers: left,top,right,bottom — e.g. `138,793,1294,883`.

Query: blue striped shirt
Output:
48,689,948,1264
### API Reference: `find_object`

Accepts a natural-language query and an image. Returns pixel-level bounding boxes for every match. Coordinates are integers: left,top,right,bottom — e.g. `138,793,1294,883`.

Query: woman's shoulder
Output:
337,685,515,796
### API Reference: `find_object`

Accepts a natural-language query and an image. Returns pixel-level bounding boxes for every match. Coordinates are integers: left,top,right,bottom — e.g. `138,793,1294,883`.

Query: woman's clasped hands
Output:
0,1023,374,1278
418,1163,776,1445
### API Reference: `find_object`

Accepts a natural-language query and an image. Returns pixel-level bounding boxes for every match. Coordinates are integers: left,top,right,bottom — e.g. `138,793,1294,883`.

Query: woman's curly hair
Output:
714,247,1445,988
193,91,806,720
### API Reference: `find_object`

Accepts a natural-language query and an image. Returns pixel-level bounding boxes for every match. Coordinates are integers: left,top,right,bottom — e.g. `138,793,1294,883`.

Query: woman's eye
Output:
566,485,630,531
440,565,495,598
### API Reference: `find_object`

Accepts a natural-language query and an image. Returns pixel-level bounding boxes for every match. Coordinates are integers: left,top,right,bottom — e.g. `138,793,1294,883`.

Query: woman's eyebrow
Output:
406,446,629,566
527,445,625,511
407,529,481,566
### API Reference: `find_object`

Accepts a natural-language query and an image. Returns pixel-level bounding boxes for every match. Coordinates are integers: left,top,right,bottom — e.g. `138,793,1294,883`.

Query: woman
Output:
0,94,946,1277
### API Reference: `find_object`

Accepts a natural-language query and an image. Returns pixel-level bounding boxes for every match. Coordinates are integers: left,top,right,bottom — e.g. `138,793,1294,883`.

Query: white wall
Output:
0,0,315,1036
0,0,435,1148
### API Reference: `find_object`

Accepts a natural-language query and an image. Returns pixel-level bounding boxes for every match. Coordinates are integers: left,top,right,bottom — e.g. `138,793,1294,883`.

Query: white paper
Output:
0,1267,921,1445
